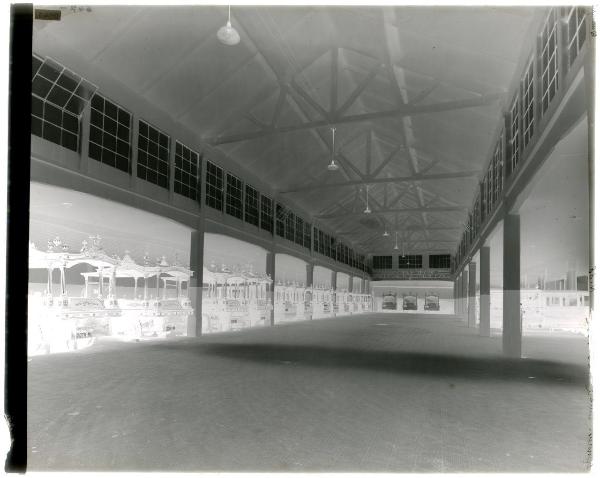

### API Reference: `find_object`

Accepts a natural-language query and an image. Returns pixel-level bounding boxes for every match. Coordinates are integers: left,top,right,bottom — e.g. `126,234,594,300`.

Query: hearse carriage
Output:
424,294,440,311
382,292,397,310
202,262,272,332
28,236,195,351
402,294,418,311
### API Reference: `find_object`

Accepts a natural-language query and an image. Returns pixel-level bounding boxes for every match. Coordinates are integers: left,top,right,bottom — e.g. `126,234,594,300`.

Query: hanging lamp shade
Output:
328,127,339,171
363,185,371,214
217,6,240,46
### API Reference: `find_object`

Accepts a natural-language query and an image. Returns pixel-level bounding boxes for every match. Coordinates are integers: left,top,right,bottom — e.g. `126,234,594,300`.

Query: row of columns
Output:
453,214,521,357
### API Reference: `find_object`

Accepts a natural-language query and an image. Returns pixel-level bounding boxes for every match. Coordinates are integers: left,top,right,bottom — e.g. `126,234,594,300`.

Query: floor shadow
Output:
162,342,590,387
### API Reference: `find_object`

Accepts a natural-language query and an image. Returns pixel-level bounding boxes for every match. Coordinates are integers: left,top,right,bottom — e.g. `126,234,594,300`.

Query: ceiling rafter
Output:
336,63,384,117
289,80,330,120
270,84,289,128
368,142,405,178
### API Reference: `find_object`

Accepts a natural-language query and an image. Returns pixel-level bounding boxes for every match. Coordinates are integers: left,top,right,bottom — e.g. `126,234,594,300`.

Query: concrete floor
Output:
27,313,591,472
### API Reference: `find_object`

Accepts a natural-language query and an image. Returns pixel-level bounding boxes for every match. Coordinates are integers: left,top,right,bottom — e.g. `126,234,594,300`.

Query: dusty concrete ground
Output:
27,313,591,472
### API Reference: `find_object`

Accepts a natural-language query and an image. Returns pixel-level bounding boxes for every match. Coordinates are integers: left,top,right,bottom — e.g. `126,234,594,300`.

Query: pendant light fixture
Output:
383,229,389,237
217,5,240,46
393,231,399,250
327,127,339,171
363,185,371,214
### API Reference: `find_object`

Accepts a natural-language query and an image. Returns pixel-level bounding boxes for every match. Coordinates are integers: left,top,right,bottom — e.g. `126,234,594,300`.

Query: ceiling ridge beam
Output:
208,92,506,145
317,207,468,219
281,170,480,194
330,47,338,113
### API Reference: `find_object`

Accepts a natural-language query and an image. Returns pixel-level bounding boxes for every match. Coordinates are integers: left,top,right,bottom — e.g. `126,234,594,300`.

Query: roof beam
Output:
330,47,338,113
270,85,288,128
290,80,330,120
336,63,384,117
317,206,467,219
208,92,505,145
368,142,405,179
281,170,480,193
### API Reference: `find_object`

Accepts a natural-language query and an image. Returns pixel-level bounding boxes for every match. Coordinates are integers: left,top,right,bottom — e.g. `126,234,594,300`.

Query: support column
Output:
479,247,491,337
503,214,521,357
188,225,204,337
331,271,337,316
348,276,353,293
453,277,459,315
305,263,314,320
468,262,477,328
462,269,468,318
266,252,276,326
457,270,464,317
306,263,314,288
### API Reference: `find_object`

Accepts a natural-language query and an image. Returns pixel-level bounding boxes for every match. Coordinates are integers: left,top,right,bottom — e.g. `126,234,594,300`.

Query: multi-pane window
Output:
521,58,535,150
244,185,259,226
205,161,224,210
303,222,311,250
31,94,80,152
285,211,295,242
295,216,304,246
492,136,504,204
486,164,494,216
324,233,331,258
330,237,336,260
399,255,422,269
509,95,520,174
373,255,393,269
429,254,451,269
566,7,587,68
276,204,285,237
225,173,243,220
89,94,131,172
540,9,559,116
31,55,95,152
317,229,325,255
174,141,200,201
260,195,274,233
137,120,170,189
473,193,481,235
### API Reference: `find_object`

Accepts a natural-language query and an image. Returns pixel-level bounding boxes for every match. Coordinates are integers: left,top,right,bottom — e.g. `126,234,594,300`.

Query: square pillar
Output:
306,263,314,288
479,247,491,337
503,214,521,357
266,251,276,326
461,269,468,318
459,271,466,316
468,262,477,327
188,226,204,337
331,271,337,316
453,277,459,315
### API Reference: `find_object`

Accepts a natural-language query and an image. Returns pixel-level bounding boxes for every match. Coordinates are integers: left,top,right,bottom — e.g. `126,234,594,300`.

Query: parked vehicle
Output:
382,292,397,310
424,294,440,311
403,294,418,310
